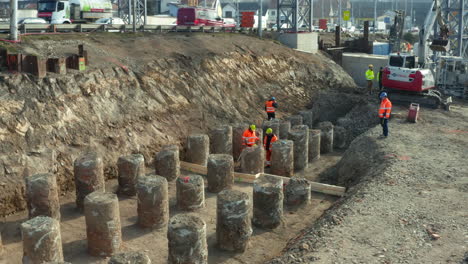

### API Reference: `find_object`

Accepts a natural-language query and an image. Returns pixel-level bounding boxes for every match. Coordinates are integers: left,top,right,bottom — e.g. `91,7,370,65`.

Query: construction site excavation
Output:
0,27,467,264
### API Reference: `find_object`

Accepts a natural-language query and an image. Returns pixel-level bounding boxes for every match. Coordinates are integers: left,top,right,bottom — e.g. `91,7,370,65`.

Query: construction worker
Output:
265,97,278,120
263,128,278,168
366,64,375,95
377,67,384,91
379,92,392,138
242,124,260,147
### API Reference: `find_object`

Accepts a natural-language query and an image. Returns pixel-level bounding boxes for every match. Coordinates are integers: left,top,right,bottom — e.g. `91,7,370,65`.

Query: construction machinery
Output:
381,0,461,109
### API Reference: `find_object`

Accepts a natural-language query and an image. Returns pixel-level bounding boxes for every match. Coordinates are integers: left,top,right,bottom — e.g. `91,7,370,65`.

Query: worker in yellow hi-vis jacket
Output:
365,64,375,95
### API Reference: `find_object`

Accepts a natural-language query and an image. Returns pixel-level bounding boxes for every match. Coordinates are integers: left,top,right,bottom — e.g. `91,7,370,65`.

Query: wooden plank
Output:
180,162,343,196
180,161,258,183
180,161,207,175
259,173,346,197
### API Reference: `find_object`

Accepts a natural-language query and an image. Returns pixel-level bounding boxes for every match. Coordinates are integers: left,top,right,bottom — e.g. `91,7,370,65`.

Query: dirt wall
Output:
0,35,356,216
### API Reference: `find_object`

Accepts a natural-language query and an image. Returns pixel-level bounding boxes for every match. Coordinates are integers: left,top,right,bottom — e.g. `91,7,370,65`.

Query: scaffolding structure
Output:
441,0,467,58
276,0,312,32
119,0,148,25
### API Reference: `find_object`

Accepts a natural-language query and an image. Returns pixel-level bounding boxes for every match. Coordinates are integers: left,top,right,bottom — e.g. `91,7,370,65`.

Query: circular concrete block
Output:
176,174,205,211
209,125,233,155
216,190,252,252
155,145,180,182
253,176,283,229
186,134,210,166
74,152,105,211
117,154,145,196
25,173,60,220
136,175,169,229
207,154,234,193
288,125,309,171
308,129,321,162
84,192,122,257
21,216,63,264
271,140,294,177
167,214,207,264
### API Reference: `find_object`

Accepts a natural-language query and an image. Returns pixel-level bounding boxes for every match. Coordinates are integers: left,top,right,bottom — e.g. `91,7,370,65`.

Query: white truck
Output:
37,0,112,24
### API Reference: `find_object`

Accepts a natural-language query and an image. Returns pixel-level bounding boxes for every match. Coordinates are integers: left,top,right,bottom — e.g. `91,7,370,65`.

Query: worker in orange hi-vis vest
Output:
263,127,278,168
378,92,392,138
242,124,260,147
265,97,278,120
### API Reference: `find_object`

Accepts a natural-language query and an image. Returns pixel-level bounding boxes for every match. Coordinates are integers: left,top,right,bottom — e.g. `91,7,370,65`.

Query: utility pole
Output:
237,0,240,26
9,0,18,41
321,0,323,19
128,0,132,26
133,0,137,32
258,0,263,37
410,0,413,27
373,0,377,34
144,0,147,25
338,0,341,28
309,0,313,31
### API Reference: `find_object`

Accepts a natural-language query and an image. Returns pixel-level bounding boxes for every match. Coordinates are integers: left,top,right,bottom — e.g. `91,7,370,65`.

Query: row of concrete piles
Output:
17,109,343,263
184,110,338,177
18,155,311,264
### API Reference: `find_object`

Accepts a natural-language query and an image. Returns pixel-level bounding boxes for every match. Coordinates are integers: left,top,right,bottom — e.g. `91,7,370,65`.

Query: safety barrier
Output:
0,24,280,34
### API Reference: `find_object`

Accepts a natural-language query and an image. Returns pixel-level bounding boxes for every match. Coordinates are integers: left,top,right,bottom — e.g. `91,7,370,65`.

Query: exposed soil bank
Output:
267,101,468,264
0,33,356,216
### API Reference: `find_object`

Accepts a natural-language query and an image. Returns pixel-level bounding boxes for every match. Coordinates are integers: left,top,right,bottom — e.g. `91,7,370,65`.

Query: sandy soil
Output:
268,99,468,264
0,153,342,264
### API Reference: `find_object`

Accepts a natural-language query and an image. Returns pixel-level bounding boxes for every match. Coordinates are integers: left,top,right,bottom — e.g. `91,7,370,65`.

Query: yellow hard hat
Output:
369,64,374,68
250,124,256,131
266,128,273,134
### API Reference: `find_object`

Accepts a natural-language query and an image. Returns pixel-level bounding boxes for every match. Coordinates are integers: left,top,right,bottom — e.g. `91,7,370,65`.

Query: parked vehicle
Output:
38,0,113,24
177,7,234,27
313,26,324,32
18,17,48,24
95,17,125,25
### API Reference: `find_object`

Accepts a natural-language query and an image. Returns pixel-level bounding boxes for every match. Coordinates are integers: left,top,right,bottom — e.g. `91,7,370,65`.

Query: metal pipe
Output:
133,0,137,32
258,0,263,37
277,0,280,32
457,0,464,56
373,0,377,34
321,0,323,19
293,0,298,32
309,0,313,31
338,0,341,28
128,0,132,25
144,0,147,25
9,0,18,41
237,0,239,26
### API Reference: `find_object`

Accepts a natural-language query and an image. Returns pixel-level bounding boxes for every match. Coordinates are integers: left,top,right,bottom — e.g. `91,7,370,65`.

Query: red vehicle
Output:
177,7,235,27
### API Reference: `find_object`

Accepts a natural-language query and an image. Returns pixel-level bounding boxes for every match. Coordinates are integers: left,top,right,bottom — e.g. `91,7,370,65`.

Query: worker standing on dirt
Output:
263,128,278,168
366,65,375,95
379,92,392,138
377,67,384,91
265,97,278,120
242,125,260,147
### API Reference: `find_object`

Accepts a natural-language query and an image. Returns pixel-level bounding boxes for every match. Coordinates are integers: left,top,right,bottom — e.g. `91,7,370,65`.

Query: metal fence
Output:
0,24,278,34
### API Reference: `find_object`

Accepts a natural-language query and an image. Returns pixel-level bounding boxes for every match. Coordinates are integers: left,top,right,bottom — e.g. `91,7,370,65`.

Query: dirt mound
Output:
267,102,468,263
0,33,356,216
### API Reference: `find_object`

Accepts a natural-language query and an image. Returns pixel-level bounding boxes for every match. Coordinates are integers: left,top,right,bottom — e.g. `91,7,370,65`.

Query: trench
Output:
0,90,379,264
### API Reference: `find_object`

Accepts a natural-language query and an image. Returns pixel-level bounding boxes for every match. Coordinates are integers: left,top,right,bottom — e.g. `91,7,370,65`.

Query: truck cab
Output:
38,0,71,24
383,53,435,93
38,0,112,24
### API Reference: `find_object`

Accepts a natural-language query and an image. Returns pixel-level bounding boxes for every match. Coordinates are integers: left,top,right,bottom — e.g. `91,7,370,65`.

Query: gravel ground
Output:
267,99,468,264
